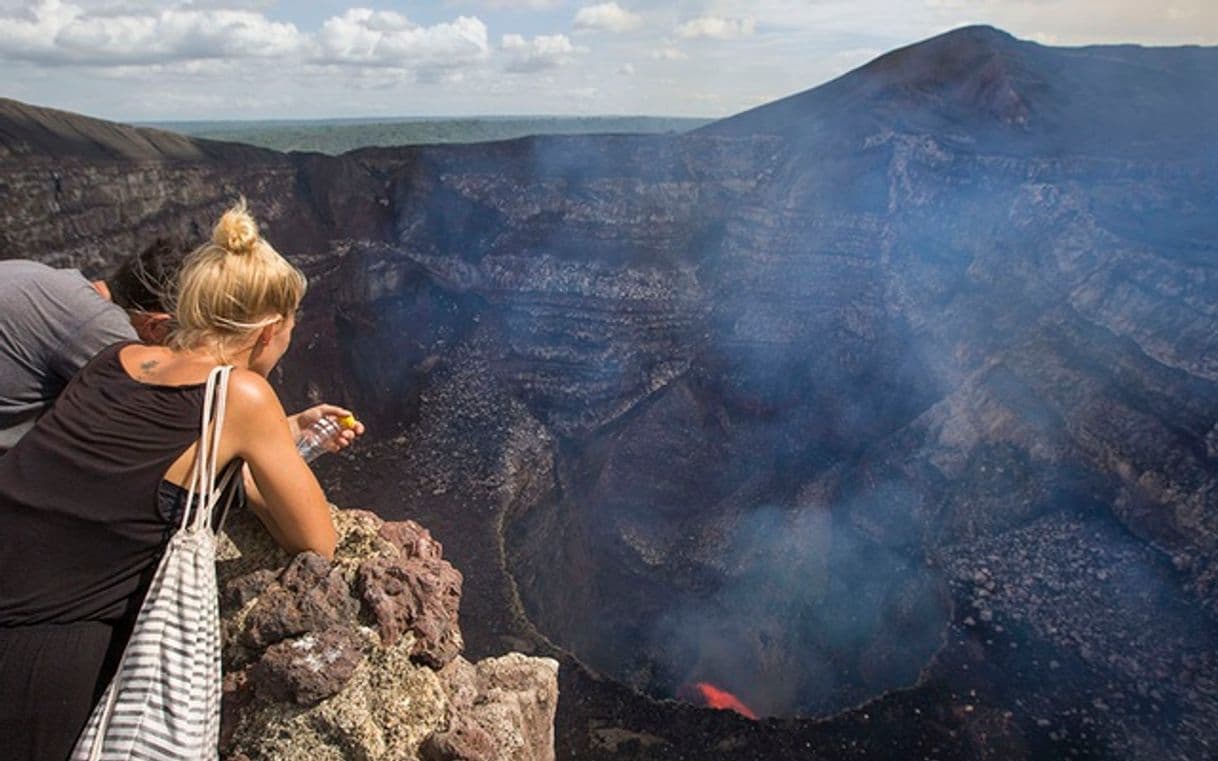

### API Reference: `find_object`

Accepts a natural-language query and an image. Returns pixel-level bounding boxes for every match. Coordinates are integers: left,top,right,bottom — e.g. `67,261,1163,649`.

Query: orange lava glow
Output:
689,682,758,719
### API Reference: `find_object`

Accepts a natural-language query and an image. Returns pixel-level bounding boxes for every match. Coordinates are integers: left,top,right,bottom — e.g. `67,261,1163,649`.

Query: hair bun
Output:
212,199,260,256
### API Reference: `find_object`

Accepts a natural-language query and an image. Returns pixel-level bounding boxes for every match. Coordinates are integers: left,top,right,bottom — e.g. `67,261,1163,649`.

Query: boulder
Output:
423,654,560,761
217,506,556,761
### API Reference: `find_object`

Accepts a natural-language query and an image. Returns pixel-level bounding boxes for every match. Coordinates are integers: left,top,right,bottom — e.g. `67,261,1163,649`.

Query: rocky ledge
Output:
216,505,558,761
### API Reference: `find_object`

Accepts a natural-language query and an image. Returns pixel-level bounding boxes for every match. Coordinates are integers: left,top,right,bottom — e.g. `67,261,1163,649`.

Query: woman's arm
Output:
227,370,337,559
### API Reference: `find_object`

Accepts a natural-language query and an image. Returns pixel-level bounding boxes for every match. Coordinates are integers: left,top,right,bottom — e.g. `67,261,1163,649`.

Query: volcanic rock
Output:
356,521,464,666
248,625,364,706
422,654,559,761
239,552,359,651
217,506,556,761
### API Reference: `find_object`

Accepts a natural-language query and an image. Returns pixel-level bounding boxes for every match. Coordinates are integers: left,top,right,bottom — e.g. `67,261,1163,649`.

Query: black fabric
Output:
156,477,240,532
0,341,230,761
0,483,208,761
0,620,125,761
0,341,207,626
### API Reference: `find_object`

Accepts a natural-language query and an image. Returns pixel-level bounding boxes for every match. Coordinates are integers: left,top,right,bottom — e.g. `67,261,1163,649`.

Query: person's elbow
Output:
249,500,337,560
291,522,337,561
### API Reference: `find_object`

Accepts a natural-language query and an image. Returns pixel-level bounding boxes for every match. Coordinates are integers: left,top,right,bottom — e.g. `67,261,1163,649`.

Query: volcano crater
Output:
506,356,952,719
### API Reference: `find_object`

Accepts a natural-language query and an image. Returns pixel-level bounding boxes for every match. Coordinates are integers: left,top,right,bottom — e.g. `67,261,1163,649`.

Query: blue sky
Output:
0,0,1214,122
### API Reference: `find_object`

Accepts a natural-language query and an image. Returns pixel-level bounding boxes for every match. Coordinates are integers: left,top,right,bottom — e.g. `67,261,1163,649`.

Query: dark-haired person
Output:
0,237,187,452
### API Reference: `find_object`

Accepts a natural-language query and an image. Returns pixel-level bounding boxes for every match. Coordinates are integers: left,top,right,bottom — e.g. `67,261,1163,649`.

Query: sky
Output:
0,0,1215,122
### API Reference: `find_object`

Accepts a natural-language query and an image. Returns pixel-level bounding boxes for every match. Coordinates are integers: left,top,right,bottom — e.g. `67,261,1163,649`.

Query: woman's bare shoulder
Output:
225,368,284,415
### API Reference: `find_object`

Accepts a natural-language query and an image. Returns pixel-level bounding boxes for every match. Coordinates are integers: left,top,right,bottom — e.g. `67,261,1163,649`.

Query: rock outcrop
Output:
217,506,557,761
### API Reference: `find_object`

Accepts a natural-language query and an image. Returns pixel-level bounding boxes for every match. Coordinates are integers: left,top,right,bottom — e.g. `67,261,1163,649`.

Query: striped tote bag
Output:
72,365,239,761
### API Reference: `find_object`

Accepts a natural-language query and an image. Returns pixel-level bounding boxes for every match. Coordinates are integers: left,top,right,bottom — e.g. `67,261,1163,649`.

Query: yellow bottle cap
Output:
339,414,358,429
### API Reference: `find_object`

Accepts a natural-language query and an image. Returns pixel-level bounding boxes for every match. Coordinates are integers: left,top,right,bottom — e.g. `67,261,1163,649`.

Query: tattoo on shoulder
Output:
139,359,159,377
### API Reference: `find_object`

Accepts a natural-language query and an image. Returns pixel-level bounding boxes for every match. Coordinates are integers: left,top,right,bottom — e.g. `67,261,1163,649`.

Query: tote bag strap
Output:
82,364,236,761
214,463,242,533
179,365,234,534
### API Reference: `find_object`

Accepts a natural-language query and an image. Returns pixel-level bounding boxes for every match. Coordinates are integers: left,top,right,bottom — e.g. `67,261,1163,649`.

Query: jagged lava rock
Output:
217,506,556,761
358,520,464,666
422,654,559,761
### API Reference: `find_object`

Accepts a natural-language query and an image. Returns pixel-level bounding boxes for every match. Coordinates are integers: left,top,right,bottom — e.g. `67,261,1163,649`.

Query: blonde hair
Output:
167,199,306,358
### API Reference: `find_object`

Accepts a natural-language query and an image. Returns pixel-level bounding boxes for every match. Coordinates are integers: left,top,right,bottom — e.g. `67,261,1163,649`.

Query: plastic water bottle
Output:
297,414,357,463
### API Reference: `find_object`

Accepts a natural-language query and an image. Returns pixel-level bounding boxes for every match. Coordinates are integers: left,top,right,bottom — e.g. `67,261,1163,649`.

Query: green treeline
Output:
145,116,714,155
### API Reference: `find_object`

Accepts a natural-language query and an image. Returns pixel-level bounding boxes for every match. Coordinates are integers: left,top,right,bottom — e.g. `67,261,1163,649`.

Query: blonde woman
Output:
0,201,356,760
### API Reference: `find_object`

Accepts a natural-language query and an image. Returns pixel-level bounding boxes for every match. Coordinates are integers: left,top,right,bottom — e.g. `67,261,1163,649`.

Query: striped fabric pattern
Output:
72,366,235,761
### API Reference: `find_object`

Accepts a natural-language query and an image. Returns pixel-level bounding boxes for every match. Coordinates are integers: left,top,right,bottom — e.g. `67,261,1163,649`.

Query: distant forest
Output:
144,116,714,155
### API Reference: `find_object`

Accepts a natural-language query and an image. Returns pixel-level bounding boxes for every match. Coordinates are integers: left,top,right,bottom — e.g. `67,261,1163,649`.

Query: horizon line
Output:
136,114,721,126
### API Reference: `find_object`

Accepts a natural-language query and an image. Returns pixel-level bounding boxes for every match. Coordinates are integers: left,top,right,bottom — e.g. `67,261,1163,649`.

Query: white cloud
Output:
574,2,642,33
0,0,304,65
675,15,756,40
501,32,583,72
0,1,495,78
650,45,686,60
314,9,489,68
616,62,635,75
469,0,563,8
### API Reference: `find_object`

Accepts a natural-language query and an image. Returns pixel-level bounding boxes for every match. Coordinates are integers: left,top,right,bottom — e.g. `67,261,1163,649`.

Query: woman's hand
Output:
287,403,367,454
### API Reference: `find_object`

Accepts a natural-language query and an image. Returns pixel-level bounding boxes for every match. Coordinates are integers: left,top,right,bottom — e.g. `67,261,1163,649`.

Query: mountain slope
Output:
703,25,1218,158
0,97,277,162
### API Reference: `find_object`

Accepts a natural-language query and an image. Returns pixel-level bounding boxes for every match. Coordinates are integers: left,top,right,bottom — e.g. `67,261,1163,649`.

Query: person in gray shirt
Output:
0,238,187,452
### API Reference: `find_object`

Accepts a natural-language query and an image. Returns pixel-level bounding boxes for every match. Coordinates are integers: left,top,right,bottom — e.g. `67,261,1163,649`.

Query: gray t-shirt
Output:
0,260,137,451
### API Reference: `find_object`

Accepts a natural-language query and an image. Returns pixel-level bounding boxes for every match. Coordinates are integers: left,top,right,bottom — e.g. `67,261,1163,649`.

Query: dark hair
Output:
106,236,190,313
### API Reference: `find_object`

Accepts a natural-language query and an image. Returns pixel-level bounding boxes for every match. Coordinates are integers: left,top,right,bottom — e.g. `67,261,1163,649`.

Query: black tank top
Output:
0,341,221,626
